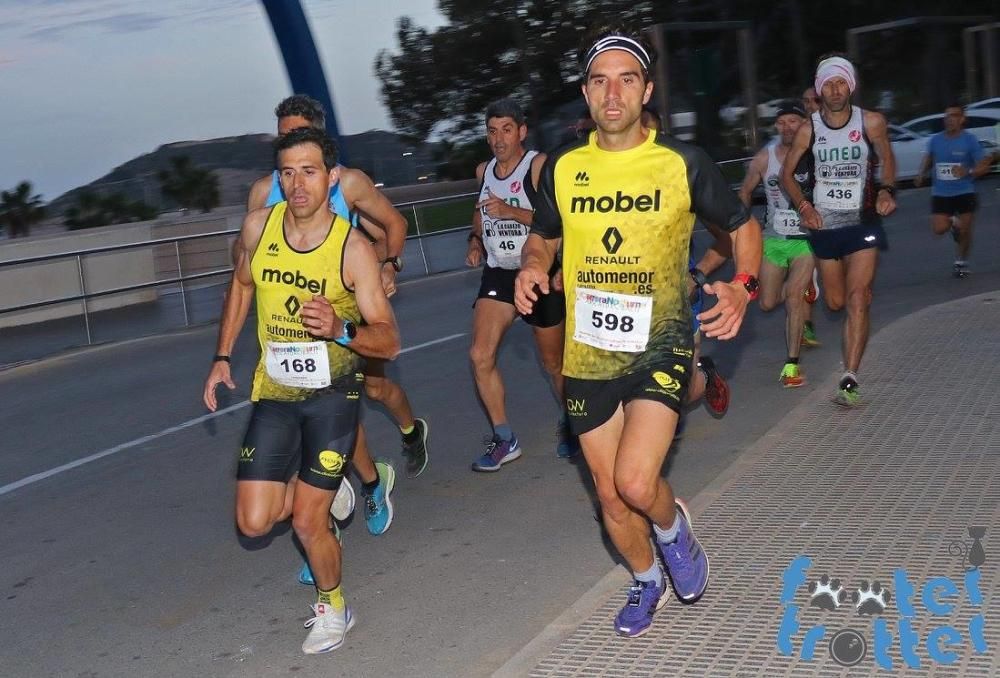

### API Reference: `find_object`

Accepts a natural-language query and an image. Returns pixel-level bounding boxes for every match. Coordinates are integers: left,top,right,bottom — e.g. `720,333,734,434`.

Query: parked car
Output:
888,124,928,181
900,109,1000,143
966,97,1000,110
719,97,787,125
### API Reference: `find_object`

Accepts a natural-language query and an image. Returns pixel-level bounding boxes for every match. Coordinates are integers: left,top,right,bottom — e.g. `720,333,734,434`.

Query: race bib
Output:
265,341,331,389
815,178,863,210
773,208,803,236
573,287,652,353
935,163,962,181
483,220,528,269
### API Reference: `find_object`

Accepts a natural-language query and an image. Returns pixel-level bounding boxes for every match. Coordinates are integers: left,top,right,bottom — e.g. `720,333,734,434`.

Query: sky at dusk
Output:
0,0,445,201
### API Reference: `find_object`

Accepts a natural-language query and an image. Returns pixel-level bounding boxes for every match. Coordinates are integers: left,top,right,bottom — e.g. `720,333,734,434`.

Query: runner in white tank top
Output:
738,101,819,388
780,55,898,407
464,97,577,468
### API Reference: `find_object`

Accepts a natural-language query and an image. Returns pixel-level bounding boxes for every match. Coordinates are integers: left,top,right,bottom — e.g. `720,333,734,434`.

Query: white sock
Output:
653,512,682,544
634,561,664,588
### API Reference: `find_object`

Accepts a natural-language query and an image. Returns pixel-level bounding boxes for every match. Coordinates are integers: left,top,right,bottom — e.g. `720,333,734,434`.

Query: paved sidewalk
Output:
499,292,1000,677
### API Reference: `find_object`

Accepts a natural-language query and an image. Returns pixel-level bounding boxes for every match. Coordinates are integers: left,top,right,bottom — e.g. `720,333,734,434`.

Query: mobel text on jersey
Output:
570,190,662,214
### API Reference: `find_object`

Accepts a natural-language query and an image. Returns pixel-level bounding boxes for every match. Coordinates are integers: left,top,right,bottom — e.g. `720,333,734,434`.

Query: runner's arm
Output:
467,162,487,266
780,121,813,210
341,168,407,262
781,121,821,229
515,155,561,314
336,232,400,360
865,111,897,216
969,137,992,178
737,150,766,207
914,152,933,187
204,210,266,410
688,146,761,339
866,111,896,188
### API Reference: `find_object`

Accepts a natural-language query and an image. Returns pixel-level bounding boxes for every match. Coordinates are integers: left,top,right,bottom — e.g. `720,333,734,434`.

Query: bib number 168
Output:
592,311,634,332
280,358,317,373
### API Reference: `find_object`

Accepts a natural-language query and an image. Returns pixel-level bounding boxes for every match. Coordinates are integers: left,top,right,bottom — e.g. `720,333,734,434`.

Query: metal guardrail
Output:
0,191,480,345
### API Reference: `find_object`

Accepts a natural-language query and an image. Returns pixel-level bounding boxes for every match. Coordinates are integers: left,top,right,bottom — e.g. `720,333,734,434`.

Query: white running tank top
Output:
478,150,538,269
763,142,807,239
810,106,878,230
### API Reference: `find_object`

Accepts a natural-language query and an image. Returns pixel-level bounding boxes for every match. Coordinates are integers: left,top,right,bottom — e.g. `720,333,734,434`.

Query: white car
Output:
719,97,785,124
888,124,928,181
901,109,1000,143
966,97,1000,110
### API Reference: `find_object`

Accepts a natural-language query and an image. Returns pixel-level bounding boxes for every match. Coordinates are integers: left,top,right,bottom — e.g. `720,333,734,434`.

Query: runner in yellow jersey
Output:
203,127,400,654
516,25,761,638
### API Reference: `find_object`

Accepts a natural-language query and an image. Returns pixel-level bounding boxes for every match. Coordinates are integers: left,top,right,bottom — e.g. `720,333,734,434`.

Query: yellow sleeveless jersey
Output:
532,129,750,380
249,202,362,401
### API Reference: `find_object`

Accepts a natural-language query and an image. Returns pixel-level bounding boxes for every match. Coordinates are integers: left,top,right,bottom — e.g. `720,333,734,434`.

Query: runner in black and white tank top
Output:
806,105,880,230
477,150,539,269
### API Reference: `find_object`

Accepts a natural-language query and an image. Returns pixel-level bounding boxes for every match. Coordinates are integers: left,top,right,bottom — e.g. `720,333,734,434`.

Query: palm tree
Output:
64,191,158,230
0,181,46,238
158,156,220,213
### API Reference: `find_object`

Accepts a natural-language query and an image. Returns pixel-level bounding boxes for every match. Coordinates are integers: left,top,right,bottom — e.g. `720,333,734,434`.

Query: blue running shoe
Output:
613,578,668,637
364,461,395,535
471,435,521,472
298,523,341,586
657,500,710,603
556,418,580,458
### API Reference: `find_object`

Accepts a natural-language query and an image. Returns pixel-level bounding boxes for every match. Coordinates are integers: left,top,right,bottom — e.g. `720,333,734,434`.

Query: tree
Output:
64,191,157,230
158,156,220,213
0,181,46,238
376,0,1000,147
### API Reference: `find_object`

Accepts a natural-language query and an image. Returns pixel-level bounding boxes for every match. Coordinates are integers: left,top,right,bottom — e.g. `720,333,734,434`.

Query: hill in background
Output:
46,130,440,217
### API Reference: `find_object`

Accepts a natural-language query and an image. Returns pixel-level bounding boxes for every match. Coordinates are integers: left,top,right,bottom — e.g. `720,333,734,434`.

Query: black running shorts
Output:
564,354,693,436
931,193,977,216
807,222,888,260
475,264,565,329
237,373,363,491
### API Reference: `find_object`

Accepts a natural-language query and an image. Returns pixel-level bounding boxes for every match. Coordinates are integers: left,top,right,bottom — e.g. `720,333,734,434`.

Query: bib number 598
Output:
280,358,317,373
592,310,634,332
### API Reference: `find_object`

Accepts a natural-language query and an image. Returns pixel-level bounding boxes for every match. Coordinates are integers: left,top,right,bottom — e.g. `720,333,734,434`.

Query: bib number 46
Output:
592,310,634,332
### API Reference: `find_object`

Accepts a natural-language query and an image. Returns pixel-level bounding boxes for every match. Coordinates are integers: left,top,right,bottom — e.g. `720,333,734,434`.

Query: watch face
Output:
746,276,760,294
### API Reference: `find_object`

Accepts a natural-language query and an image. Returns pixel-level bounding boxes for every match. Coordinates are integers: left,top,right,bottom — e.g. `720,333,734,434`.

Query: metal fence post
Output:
412,205,431,275
76,255,92,345
175,241,190,326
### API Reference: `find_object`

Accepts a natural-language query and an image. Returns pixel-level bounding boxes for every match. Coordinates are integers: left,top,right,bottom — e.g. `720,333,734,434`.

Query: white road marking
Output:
0,332,467,498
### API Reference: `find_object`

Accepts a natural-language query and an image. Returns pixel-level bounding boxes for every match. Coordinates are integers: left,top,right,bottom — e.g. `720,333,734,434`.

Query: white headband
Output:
583,36,651,75
815,56,856,95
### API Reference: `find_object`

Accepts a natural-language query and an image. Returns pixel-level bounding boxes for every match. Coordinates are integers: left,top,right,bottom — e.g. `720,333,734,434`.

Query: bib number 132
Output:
591,311,634,333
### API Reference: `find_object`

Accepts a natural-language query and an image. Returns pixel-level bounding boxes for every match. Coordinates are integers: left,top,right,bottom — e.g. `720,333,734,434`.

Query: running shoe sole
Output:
669,499,710,604
406,418,430,478
371,462,395,534
330,477,355,522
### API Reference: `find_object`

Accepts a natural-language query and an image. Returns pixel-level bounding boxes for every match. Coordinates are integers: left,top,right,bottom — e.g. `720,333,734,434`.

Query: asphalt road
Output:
2,180,999,677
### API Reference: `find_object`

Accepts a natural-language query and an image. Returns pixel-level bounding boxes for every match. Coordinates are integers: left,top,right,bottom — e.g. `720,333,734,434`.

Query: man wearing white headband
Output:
781,54,897,408
516,24,762,638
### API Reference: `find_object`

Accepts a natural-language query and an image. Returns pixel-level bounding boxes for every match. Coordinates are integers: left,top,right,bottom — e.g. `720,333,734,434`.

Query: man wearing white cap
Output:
781,54,897,407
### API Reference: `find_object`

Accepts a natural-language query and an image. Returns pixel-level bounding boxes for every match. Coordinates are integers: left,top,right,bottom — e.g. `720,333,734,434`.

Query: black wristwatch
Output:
878,184,896,196
383,256,403,272
213,355,231,363
689,267,709,288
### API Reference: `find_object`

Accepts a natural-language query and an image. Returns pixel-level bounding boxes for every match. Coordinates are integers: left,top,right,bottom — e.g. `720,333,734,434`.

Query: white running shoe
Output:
330,478,355,522
302,603,356,654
